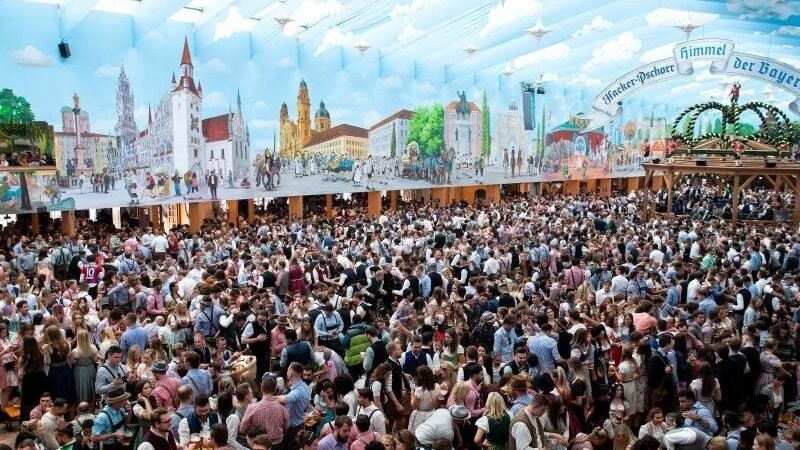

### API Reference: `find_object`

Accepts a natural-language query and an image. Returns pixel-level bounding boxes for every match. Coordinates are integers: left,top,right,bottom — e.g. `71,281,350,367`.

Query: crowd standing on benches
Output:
0,188,799,450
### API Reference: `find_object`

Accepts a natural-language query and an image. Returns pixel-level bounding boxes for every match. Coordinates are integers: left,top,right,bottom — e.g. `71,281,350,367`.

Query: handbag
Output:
650,380,667,405
649,353,669,405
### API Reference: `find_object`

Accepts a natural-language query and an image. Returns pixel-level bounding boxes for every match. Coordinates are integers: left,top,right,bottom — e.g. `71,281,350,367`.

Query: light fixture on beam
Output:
354,40,371,56
526,19,551,44
462,42,478,56
502,64,515,77
674,12,700,40
274,13,293,29
675,21,701,39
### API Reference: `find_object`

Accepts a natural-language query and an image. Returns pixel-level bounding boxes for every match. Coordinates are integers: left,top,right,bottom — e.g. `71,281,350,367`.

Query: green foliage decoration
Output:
670,99,797,152
407,104,444,157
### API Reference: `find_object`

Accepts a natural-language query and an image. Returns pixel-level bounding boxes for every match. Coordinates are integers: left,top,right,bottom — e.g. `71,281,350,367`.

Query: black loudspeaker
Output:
58,41,71,59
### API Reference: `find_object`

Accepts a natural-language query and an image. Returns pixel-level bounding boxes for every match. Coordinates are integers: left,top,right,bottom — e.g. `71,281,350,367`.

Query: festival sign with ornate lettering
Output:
580,39,800,129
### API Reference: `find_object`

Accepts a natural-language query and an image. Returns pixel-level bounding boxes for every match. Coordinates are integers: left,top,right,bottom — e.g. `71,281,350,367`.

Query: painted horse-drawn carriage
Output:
254,153,282,190
401,142,456,184
401,142,424,179
322,154,354,181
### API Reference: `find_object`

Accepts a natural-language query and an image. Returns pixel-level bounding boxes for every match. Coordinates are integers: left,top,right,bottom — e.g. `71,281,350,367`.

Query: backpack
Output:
344,333,369,367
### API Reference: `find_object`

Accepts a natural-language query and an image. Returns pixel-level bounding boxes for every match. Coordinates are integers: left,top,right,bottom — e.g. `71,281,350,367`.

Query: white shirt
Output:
610,275,629,296
401,238,414,254
178,277,198,298
596,288,614,305
649,249,665,267
662,427,709,450
511,410,544,450
355,403,386,434
343,391,358,418
568,322,587,334
152,235,169,253
414,409,454,446
483,258,500,275
690,241,701,258
398,351,436,370
687,279,701,303
187,268,204,283
224,414,248,450
141,233,155,249
178,416,212,447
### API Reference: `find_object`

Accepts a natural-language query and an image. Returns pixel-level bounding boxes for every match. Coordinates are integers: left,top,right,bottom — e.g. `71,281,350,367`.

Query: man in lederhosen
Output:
314,304,344,356
240,309,272,381
91,388,133,450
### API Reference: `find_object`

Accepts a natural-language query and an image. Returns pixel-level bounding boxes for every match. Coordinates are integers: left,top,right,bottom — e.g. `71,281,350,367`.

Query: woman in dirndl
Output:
474,392,512,450
409,366,438,430
288,258,307,296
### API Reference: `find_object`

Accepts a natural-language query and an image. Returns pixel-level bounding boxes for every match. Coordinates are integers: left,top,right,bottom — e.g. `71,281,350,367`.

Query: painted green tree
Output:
703,120,713,135
389,123,397,157
481,91,491,157
711,119,758,136
0,88,35,124
537,102,546,157
791,121,800,146
712,118,722,134
681,115,693,137
407,104,444,157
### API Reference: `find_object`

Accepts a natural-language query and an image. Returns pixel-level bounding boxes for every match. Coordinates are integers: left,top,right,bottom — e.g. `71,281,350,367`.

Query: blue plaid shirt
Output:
527,332,561,375
685,402,718,436
493,326,519,364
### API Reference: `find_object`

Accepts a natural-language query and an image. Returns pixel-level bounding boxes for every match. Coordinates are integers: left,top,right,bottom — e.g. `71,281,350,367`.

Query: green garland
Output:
670,99,797,152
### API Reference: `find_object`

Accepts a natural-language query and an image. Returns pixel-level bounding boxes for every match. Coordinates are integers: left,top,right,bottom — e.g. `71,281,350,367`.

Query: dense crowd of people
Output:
0,185,798,450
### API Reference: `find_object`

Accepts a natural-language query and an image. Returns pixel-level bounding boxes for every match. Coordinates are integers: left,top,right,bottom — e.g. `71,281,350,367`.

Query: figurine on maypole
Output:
729,82,741,103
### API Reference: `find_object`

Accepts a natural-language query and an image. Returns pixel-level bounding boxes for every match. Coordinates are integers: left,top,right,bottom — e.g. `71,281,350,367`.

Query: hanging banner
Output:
722,54,800,111
673,39,734,75
581,39,800,130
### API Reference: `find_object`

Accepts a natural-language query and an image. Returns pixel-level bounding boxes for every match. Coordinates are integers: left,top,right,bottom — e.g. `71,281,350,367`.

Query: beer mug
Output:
120,429,134,447
189,433,201,450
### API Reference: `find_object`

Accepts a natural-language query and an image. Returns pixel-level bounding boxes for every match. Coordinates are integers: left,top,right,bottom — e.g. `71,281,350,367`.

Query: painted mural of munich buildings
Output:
54,104,122,180
444,93,482,162
114,37,250,182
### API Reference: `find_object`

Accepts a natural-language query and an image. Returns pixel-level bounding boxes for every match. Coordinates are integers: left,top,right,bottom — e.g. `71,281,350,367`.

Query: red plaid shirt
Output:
239,397,289,445
152,376,182,409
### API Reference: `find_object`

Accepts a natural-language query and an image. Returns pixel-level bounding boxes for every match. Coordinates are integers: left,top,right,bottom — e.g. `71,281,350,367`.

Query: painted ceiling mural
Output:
0,0,798,213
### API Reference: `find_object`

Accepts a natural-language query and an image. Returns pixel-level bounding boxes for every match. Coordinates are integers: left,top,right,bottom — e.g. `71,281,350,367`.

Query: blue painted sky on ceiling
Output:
1,0,799,149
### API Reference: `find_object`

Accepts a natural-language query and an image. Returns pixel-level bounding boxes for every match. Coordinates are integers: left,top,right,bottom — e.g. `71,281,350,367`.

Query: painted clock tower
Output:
171,37,205,177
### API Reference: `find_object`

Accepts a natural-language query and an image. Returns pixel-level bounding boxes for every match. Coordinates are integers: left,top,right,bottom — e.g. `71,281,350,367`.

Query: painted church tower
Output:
115,65,138,169
315,100,331,132
230,90,250,178
171,37,205,176
297,79,311,145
